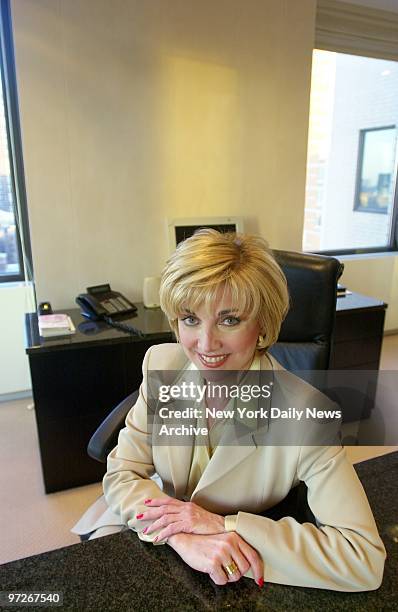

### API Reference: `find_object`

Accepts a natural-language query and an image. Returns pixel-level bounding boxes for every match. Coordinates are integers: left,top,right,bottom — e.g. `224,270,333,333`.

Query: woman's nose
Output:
197,327,222,353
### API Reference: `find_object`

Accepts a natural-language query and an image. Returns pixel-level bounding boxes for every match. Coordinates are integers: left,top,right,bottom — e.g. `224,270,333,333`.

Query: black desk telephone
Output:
76,284,137,321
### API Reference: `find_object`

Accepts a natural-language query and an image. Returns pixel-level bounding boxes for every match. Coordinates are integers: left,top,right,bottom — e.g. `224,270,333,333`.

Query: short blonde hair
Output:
160,229,289,351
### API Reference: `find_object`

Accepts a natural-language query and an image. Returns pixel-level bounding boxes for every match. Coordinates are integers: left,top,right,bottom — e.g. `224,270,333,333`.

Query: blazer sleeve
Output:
226,445,386,591
103,346,170,543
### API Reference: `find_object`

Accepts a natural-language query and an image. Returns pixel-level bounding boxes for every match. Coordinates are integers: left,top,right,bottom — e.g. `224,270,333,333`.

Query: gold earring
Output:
257,334,265,348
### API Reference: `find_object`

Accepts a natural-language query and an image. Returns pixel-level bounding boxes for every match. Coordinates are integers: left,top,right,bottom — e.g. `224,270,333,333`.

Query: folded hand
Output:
168,532,264,587
138,496,225,540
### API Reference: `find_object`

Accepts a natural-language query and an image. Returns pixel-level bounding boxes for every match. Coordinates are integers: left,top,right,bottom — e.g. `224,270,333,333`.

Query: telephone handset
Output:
76,284,137,321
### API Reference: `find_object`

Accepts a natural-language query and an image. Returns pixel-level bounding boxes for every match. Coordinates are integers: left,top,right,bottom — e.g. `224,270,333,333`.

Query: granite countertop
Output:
1,452,397,612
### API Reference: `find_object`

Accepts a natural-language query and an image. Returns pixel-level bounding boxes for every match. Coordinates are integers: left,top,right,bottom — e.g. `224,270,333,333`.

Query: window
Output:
0,0,32,282
354,126,395,215
303,50,398,254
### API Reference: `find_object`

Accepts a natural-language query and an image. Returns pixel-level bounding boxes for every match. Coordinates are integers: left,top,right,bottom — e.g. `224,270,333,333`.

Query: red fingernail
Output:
144,499,152,504
136,513,144,519
257,578,264,588
143,527,148,534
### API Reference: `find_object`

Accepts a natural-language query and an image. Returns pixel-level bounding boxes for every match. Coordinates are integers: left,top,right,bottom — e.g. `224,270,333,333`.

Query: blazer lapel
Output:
151,365,199,498
190,437,257,497
151,396,196,498
167,443,194,499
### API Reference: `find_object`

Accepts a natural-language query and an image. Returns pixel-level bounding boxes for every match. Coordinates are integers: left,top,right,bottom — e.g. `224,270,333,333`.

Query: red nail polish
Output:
144,499,152,504
136,513,144,519
143,527,148,534
257,578,264,588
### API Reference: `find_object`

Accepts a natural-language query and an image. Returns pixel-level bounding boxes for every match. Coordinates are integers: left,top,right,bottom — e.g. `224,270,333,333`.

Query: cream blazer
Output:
74,343,386,592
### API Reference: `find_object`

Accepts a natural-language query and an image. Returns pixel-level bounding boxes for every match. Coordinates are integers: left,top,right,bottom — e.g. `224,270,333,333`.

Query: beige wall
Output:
11,0,316,309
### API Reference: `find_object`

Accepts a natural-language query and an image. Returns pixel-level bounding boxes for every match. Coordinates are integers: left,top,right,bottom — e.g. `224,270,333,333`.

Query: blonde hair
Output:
160,229,289,351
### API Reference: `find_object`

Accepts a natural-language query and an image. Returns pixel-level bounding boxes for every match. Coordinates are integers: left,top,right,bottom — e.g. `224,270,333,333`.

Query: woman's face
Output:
177,291,260,371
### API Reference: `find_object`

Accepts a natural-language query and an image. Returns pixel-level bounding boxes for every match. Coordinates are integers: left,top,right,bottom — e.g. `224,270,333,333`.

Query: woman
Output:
74,230,385,591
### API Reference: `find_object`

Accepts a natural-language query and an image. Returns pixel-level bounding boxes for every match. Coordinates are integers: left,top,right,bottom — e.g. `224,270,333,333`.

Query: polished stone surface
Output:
1,452,397,611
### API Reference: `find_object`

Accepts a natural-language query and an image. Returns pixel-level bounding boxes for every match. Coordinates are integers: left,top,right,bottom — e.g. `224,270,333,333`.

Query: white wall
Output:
0,283,34,395
340,256,398,330
10,0,316,310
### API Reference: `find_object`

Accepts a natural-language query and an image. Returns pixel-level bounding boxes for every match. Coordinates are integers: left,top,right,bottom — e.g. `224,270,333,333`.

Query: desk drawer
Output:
331,336,382,369
37,415,107,493
334,309,385,342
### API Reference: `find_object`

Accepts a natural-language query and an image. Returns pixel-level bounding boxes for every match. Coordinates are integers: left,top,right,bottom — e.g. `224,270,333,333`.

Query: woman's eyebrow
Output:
218,309,239,316
181,308,240,316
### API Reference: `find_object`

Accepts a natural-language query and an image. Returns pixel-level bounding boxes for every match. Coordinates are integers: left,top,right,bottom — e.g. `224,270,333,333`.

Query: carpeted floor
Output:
0,398,102,564
0,334,397,565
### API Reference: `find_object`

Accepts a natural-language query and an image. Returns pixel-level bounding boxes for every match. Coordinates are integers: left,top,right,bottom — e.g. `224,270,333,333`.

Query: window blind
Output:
315,0,398,61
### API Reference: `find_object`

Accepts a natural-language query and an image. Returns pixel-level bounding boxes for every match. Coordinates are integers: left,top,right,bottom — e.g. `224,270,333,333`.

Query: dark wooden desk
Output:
1,452,397,611
330,292,387,423
25,304,173,493
331,292,387,370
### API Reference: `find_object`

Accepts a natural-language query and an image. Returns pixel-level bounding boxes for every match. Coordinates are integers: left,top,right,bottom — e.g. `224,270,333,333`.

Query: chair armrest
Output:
87,390,139,463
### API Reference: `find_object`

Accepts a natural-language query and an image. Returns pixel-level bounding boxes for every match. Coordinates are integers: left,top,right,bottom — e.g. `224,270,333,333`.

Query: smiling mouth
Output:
197,353,229,367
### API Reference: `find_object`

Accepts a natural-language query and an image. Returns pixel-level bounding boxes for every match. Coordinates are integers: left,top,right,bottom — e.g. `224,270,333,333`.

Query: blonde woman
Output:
73,230,385,591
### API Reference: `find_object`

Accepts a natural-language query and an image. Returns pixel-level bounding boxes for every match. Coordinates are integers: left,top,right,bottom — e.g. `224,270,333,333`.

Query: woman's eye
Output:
181,315,199,326
221,316,241,326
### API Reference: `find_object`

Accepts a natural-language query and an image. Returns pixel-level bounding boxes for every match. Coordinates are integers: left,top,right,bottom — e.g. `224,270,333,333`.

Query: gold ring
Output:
223,561,239,576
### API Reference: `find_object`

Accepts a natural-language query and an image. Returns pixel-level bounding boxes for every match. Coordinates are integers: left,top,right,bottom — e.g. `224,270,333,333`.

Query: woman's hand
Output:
138,497,226,540
168,532,264,586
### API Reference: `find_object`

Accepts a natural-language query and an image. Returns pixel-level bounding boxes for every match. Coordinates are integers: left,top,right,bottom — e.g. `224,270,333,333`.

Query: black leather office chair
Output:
270,250,343,371
88,250,343,463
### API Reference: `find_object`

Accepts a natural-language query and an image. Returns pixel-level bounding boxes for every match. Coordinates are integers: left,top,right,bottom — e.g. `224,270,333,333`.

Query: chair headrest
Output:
270,250,343,371
272,250,343,343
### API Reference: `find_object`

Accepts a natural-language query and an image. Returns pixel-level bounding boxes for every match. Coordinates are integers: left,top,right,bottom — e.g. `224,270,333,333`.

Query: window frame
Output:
0,0,33,283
